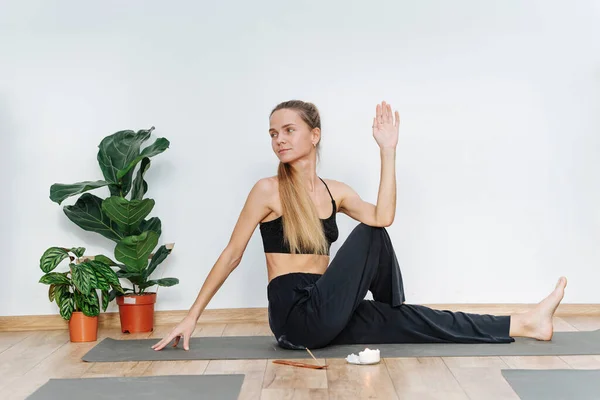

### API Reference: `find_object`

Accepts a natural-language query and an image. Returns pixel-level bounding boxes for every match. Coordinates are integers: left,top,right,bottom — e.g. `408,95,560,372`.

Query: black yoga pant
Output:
267,222,515,350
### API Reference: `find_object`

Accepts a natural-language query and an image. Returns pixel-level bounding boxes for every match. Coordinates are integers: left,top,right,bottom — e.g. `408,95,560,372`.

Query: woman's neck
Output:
289,159,319,192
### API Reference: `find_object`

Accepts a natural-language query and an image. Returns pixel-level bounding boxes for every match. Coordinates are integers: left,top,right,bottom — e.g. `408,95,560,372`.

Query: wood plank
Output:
262,358,328,390
0,331,31,354
3,304,598,331
204,359,267,400
500,355,571,369
142,359,209,376
261,388,329,399
0,339,96,399
442,356,509,369
80,360,152,378
559,355,600,369
0,330,69,391
443,357,519,400
560,315,600,331
326,358,398,400
552,316,578,331
385,357,469,399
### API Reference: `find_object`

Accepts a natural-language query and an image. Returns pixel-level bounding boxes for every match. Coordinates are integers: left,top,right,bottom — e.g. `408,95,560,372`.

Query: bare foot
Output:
520,276,567,340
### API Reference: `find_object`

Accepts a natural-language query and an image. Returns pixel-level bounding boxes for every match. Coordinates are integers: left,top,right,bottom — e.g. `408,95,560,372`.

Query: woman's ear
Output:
312,128,321,146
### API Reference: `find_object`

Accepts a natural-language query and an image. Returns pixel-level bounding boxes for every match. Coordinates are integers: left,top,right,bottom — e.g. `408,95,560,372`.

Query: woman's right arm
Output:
152,178,273,350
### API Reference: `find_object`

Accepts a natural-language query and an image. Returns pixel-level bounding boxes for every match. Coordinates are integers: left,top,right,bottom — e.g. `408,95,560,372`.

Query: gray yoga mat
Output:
82,329,600,362
502,369,600,400
27,374,244,400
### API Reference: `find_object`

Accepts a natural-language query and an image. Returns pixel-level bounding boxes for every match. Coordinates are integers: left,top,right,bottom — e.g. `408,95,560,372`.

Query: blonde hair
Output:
271,100,328,255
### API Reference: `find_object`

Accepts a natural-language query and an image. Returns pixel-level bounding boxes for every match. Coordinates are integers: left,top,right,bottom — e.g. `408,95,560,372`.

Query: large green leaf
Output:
131,157,151,201
71,263,97,295
39,247,69,273
54,285,69,307
116,138,169,180
82,291,100,317
102,197,155,235
144,244,172,279
39,272,71,286
97,128,154,197
91,260,122,291
139,277,179,290
93,254,120,267
108,289,120,303
63,193,124,243
74,289,100,317
93,267,110,290
73,290,85,311
69,247,86,258
156,277,178,286
136,217,162,236
101,289,110,311
58,291,74,320
117,269,144,286
49,283,71,303
49,180,110,205
114,231,159,272
48,284,57,302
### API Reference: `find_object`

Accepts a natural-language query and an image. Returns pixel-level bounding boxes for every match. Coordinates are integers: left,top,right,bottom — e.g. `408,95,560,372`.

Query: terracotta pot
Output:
116,292,157,333
69,312,98,342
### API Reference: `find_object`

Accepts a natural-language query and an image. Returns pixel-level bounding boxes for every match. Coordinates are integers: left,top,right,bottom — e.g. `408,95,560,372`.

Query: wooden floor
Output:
0,316,599,399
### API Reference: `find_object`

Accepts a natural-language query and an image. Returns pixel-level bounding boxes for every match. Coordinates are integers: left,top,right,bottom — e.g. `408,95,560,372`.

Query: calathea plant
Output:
48,127,179,300
39,246,123,319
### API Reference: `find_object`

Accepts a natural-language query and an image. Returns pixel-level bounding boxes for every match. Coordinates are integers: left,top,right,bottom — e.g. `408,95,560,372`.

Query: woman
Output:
152,100,567,351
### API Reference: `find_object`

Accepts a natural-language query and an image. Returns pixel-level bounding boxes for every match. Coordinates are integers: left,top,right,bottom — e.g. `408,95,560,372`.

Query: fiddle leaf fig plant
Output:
48,127,179,298
39,246,124,320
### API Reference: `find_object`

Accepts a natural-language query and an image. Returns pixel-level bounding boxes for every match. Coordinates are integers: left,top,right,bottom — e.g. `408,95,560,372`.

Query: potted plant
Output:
39,246,123,342
96,242,177,333
48,127,179,333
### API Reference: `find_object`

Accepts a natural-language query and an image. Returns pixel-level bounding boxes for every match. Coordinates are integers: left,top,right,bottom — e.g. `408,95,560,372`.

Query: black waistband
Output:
267,272,322,292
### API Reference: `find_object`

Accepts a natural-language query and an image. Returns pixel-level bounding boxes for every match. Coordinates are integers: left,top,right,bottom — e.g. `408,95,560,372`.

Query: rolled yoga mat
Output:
27,374,244,400
501,369,600,400
82,329,600,362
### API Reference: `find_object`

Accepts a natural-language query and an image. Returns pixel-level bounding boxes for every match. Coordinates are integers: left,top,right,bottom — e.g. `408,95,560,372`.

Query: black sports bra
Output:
259,177,339,255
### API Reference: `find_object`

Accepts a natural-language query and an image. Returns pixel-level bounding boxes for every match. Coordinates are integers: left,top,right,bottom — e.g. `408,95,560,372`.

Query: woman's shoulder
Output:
254,176,349,195
320,177,348,192
255,176,278,190
251,176,279,199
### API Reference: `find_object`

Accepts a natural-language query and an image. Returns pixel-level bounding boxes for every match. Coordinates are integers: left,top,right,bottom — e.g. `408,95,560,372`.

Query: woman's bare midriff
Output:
261,177,337,283
266,253,330,283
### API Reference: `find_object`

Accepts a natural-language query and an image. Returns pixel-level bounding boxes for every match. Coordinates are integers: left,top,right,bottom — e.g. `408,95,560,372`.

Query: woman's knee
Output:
348,223,386,242
351,222,384,234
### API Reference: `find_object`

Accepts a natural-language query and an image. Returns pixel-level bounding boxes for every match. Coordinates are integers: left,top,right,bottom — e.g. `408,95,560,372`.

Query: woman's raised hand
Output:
372,101,400,149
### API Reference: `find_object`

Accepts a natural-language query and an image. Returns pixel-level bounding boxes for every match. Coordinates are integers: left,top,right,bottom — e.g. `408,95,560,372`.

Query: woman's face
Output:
269,108,319,162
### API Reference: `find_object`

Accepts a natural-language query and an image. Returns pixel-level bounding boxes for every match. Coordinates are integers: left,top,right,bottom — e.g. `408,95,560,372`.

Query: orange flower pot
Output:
69,312,98,342
116,292,157,333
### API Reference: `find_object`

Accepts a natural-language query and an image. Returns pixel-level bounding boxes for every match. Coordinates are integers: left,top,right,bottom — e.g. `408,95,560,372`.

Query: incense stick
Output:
305,348,318,362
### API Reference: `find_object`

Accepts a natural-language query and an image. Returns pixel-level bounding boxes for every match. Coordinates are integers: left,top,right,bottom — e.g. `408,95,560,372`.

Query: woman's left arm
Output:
339,101,400,227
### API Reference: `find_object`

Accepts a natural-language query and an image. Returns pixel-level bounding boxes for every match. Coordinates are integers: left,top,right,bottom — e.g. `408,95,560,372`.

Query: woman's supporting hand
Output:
151,314,198,351
372,100,400,150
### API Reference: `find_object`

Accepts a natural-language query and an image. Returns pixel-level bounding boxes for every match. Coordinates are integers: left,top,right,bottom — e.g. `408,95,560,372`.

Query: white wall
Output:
1,0,599,317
